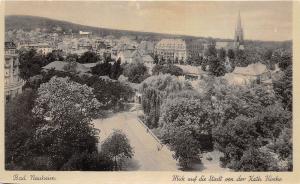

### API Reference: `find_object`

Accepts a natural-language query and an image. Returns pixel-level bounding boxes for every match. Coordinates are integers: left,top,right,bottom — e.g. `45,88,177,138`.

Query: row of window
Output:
5,49,16,55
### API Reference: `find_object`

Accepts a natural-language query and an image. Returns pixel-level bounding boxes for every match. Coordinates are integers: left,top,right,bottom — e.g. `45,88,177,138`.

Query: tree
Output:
193,55,203,66
160,97,213,168
213,115,262,170
101,130,134,170
140,74,192,128
110,58,123,80
45,50,63,64
123,62,149,83
175,57,179,64
204,44,217,58
271,50,292,71
5,88,40,169
92,77,134,110
19,49,45,80
91,62,112,76
50,50,64,61
202,76,292,171
65,53,79,63
279,51,292,70
60,151,114,171
32,77,102,169
269,128,292,171
212,98,291,171
273,65,292,111
78,51,100,63
218,48,226,61
227,49,235,60
238,148,278,171
152,64,184,76
169,131,201,168
154,55,159,64
235,49,247,67
255,104,291,142
208,56,226,77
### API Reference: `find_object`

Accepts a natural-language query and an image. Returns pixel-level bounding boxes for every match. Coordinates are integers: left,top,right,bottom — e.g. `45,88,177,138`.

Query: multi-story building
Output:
154,39,187,63
4,42,24,103
37,43,53,55
186,39,207,59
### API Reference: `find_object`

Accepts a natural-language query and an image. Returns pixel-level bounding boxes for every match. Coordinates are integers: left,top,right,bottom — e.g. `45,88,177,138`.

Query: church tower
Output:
234,11,244,49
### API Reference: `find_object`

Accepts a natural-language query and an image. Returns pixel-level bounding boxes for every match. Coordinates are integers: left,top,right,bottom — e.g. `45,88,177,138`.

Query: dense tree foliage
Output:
19,49,53,80
26,68,134,111
47,49,64,61
208,56,226,77
65,53,79,63
5,89,40,169
78,51,100,63
91,77,134,110
91,62,112,76
31,77,102,169
110,58,123,80
273,63,292,111
213,106,291,171
140,74,192,128
159,96,213,168
202,45,227,76
206,77,292,171
101,130,134,170
123,62,149,83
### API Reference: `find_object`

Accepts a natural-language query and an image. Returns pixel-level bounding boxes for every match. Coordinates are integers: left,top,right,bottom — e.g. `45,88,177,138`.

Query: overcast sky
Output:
5,1,292,41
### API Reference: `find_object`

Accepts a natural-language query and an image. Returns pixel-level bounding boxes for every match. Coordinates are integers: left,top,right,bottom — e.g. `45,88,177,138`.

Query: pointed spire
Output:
237,10,242,30
234,10,244,49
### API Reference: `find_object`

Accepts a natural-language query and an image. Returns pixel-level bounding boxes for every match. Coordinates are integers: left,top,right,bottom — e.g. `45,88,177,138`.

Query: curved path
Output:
92,110,179,171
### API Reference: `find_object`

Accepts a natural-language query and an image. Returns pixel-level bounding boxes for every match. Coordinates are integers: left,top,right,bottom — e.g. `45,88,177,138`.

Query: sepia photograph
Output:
3,1,293,173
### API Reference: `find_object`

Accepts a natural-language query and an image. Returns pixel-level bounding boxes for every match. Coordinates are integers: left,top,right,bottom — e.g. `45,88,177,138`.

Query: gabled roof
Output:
142,55,154,62
175,64,206,75
233,62,268,76
43,61,90,73
82,62,99,68
119,50,142,59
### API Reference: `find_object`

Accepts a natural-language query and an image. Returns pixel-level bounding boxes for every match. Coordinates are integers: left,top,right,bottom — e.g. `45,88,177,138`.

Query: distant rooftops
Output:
157,39,186,45
79,31,91,35
43,61,90,73
155,39,186,50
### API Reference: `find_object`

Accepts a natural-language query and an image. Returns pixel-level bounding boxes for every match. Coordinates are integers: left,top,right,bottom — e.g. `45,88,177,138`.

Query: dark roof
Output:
5,42,16,49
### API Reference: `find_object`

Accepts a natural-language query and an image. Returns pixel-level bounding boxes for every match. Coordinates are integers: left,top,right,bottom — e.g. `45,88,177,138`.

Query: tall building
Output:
4,42,24,103
154,39,187,64
186,39,207,59
234,11,244,50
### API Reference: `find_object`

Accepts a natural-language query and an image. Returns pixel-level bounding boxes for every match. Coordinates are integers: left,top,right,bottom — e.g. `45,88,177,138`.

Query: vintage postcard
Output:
0,1,299,184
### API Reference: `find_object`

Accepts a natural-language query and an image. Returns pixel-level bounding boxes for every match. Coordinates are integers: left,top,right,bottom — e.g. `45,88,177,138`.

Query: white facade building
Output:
154,39,187,63
5,42,24,103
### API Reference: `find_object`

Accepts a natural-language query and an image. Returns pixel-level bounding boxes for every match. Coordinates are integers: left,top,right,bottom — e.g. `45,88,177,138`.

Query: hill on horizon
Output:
5,15,205,41
5,15,292,46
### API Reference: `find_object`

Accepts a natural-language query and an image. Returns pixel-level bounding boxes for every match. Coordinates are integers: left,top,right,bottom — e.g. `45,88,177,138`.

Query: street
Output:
93,109,179,171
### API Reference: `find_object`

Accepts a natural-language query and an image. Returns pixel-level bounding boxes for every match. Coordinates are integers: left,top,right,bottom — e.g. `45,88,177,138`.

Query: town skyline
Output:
5,1,292,41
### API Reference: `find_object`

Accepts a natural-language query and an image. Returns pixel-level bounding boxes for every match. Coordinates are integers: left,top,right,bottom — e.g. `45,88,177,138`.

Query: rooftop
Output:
233,62,268,76
43,61,90,73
